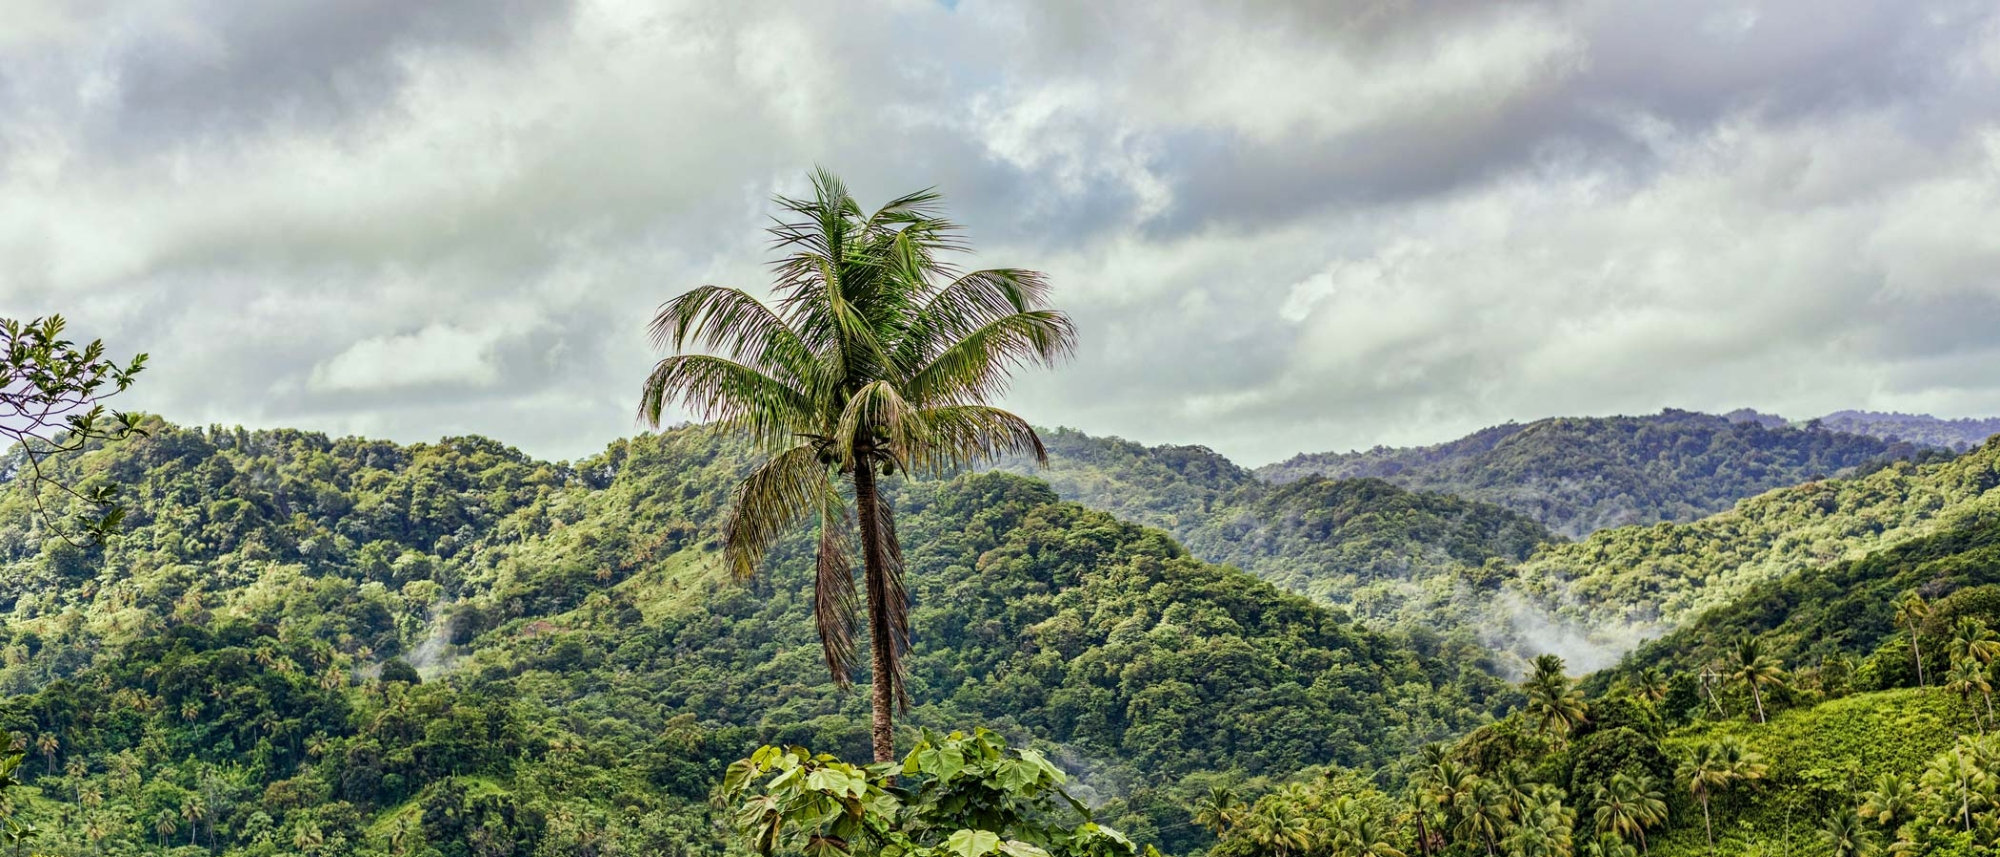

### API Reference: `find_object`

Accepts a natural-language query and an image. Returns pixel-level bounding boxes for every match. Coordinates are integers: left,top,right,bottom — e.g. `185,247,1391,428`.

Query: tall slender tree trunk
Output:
1638,826,1648,855
1751,684,1766,723
852,460,897,764
1701,795,1715,857
1413,811,1431,857
1911,633,1926,687
1959,747,1973,833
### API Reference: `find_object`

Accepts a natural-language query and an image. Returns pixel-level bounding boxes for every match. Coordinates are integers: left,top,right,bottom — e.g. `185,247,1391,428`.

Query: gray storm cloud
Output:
1,0,1998,463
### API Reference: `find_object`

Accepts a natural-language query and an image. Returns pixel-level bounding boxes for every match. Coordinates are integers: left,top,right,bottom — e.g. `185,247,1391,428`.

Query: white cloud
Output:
2,0,1999,464
310,324,503,392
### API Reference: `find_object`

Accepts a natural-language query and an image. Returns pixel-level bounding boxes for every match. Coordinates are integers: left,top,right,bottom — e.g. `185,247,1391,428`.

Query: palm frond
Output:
720,444,836,580
814,497,860,685
908,405,1046,476
649,286,822,392
894,269,1052,370
904,310,1076,405
836,380,928,468
638,355,813,448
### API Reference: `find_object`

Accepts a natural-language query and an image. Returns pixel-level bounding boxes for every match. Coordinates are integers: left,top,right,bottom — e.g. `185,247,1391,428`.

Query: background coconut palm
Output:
639,169,1075,761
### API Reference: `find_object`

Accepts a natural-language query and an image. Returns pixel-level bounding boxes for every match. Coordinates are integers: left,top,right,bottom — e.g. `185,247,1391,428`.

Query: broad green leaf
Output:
946,829,1001,857
998,840,1051,857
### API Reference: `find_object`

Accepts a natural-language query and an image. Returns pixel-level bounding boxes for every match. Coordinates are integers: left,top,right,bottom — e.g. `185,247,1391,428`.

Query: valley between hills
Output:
3,408,1999,855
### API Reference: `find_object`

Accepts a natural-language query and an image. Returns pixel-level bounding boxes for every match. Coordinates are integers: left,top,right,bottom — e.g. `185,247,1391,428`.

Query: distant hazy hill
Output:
1817,409,2000,450
1001,429,1557,627
1255,409,1927,537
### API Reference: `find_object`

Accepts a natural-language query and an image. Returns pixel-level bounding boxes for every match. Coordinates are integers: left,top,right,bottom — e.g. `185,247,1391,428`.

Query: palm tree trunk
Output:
852,460,897,764
1751,684,1766,723
1701,795,1715,857
1984,688,1994,731
1911,634,1926,687
1413,812,1431,857
1638,826,1648,855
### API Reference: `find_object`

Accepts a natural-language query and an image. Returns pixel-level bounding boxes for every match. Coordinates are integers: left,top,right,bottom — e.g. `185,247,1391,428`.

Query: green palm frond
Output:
638,355,812,449
721,444,838,580
650,285,823,393
910,406,1046,476
837,380,926,469
902,268,1051,347
905,310,1075,404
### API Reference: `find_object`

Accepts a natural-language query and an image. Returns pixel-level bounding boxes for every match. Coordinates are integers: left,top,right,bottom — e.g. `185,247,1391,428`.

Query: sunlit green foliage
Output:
0,421,1514,856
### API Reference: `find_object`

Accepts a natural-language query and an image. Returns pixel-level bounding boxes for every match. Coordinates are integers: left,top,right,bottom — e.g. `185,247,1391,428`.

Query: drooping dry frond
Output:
908,405,1046,476
720,444,836,580
814,498,860,685
638,355,811,449
904,311,1076,405
649,286,821,394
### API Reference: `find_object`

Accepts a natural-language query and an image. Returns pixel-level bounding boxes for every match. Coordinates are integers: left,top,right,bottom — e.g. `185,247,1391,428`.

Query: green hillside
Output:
1508,436,2000,633
0,422,1516,856
1004,429,1557,630
1175,476,1549,627
1257,409,1931,537
1603,511,2000,688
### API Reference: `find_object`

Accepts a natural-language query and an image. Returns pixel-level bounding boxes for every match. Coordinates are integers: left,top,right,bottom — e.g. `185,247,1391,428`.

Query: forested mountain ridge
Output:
1817,409,2000,451
0,420,1518,856
998,429,1557,629
1510,436,2000,636
1597,509,2000,695
1255,409,1932,537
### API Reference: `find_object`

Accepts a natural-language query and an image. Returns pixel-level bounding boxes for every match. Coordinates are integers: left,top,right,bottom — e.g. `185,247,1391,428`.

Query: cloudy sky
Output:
4,0,1999,465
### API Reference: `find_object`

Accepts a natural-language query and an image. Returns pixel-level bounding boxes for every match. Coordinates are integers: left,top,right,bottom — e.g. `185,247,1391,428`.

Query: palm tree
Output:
33,734,55,776
1729,637,1786,723
1594,773,1667,854
1678,739,1767,857
1894,592,1931,687
1944,657,1994,732
182,795,207,847
294,821,326,855
1242,800,1312,857
1403,789,1440,857
82,813,107,855
638,170,1074,762
1857,773,1914,831
1634,668,1669,705
1454,781,1510,857
1331,801,1405,857
1425,760,1478,845
1526,654,1589,743
1504,788,1575,857
1919,741,1984,834
1948,616,2000,668
1193,785,1246,837
1818,809,1879,857
152,809,177,848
